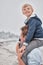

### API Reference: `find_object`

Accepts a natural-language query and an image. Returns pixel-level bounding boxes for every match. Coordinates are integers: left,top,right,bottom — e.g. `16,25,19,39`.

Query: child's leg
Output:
22,39,43,64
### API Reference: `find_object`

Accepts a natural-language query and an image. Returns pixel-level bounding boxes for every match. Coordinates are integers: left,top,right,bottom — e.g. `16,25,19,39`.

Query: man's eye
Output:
24,9,26,10
27,8,29,10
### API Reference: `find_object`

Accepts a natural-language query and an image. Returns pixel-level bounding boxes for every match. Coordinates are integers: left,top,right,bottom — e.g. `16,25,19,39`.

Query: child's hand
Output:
17,50,25,58
18,45,26,53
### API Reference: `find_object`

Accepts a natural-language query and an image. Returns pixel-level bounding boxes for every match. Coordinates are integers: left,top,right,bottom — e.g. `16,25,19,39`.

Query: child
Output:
16,25,43,65
16,25,28,65
20,4,43,65
19,25,28,48
16,25,28,54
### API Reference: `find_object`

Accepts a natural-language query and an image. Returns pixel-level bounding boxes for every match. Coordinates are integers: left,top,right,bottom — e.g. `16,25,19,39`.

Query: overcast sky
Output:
0,0,43,35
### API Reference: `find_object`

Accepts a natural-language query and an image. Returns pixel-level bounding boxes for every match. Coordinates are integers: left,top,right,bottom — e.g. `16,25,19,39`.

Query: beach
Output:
0,40,18,65
0,39,43,65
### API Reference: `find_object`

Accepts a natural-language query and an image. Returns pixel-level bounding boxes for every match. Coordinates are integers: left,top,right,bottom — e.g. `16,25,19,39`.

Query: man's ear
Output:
32,8,34,12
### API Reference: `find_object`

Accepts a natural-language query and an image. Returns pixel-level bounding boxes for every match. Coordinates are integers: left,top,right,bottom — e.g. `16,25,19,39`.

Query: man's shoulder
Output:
24,14,42,25
30,15,42,24
30,14,41,21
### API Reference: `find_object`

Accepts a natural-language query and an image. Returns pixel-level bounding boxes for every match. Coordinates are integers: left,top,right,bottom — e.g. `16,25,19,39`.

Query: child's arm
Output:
16,42,20,53
23,19,36,46
18,57,25,65
18,45,26,53
17,49,26,65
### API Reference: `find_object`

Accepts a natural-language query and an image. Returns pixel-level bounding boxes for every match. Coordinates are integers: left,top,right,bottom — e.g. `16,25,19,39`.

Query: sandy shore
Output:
0,40,43,65
0,41,18,65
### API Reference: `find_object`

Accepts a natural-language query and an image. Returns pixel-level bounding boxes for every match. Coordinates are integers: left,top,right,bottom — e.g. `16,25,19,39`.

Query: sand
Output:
0,40,18,65
0,39,43,65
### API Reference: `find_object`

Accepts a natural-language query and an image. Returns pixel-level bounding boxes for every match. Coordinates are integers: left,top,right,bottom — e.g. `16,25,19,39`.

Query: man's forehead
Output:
22,4,33,9
22,4,32,8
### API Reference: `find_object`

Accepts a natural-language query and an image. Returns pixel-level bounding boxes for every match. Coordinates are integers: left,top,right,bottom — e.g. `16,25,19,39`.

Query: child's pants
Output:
27,48,41,65
22,39,43,65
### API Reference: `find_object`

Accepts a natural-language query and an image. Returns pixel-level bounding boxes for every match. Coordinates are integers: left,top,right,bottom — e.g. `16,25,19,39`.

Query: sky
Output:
0,0,43,35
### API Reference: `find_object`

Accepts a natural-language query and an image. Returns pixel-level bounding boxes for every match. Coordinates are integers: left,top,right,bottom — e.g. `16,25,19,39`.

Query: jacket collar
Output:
27,12,36,19
24,12,36,24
